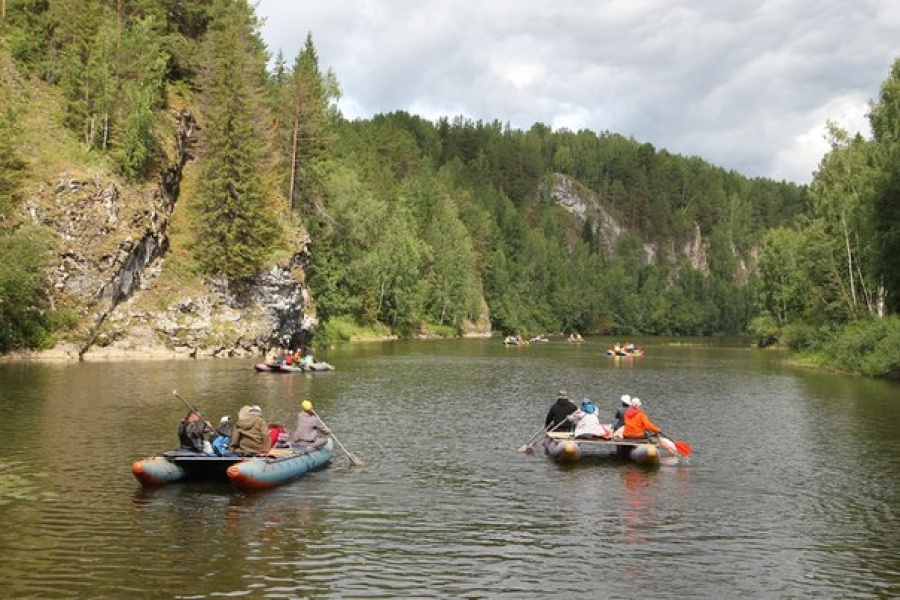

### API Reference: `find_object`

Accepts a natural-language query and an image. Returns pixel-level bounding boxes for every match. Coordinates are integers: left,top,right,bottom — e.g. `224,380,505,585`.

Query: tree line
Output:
750,61,900,377
1,1,897,376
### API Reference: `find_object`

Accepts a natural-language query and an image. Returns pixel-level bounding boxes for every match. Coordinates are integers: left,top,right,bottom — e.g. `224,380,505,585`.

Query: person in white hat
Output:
612,394,632,432
622,397,661,440
211,415,234,455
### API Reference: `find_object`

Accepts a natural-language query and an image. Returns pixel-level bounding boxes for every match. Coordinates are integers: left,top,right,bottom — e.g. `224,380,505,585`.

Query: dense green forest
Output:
1,0,898,377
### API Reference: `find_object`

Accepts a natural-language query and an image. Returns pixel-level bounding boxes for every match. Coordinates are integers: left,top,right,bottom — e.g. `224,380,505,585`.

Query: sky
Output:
255,0,900,184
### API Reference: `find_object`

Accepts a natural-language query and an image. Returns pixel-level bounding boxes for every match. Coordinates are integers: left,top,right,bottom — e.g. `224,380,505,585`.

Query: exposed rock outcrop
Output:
547,173,710,272
25,110,315,361
86,250,314,360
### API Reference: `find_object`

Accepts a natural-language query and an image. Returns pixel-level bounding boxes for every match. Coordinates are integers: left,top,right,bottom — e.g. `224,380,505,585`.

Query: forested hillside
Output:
1,1,898,376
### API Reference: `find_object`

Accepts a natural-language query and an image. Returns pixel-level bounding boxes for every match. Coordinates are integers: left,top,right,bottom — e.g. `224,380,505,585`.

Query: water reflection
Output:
621,466,659,546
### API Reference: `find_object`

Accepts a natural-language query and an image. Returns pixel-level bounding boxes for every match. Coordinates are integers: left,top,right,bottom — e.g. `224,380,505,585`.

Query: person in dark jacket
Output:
612,394,632,431
178,410,212,453
545,390,578,432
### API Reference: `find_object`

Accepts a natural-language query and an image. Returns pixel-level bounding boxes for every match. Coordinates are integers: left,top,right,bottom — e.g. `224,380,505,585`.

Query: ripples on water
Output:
0,340,898,598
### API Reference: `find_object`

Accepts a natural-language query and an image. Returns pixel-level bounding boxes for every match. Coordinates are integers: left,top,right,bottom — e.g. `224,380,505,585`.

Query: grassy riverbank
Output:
782,316,900,380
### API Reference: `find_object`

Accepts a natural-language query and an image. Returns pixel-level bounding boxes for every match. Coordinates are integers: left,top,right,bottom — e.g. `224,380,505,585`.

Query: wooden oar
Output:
173,389,199,414
522,419,571,454
313,412,362,467
173,390,213,430
517,423,552,452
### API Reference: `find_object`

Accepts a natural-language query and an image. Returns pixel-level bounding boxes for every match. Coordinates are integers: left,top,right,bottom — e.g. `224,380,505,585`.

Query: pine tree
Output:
193,0,281,281
285,33,336,215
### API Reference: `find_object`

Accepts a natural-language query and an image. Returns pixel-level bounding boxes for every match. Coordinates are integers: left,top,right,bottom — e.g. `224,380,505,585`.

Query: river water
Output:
0,338,898,598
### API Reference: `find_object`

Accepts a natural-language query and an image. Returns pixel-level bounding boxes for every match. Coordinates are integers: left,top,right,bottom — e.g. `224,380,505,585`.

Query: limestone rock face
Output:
547,173,710,273
24,112,314,361
91,258,314,360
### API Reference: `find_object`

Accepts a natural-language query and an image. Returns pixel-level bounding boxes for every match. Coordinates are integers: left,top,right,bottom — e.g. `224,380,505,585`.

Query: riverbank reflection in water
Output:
0,339,898,597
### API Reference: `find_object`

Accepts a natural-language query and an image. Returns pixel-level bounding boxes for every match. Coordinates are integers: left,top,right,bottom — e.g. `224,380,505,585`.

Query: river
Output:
0,338,898,598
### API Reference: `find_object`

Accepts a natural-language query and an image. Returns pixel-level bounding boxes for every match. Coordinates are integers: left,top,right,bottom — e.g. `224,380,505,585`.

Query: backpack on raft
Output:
268,424,289,448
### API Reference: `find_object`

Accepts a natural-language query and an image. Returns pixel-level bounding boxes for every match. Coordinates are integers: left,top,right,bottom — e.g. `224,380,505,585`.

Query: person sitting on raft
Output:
622,397,661,439
571,399,611,439
211,415,234,456
290,400,331,450
230,405,271,455
545,389,578,432
178,410,213,453
612,394,632,431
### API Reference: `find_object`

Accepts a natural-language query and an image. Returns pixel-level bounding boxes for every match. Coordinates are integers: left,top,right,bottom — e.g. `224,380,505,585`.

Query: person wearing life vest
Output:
291,400,331,449
622,397,661,439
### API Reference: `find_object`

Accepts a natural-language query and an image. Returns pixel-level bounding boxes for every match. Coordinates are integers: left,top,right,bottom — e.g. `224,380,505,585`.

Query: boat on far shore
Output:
254,360,335,373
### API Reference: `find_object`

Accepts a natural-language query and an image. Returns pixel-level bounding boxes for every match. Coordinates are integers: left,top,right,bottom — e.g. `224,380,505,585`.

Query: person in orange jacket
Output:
622,397,661,439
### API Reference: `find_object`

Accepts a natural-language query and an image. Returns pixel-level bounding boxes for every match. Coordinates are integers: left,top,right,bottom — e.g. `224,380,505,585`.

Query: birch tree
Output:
807,122,878,318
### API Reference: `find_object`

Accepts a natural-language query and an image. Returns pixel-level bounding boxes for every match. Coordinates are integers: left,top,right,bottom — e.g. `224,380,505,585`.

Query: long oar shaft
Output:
173,390,198,413
331,433,362,466
313,411,362,466
522,418,571,454
517,423,551,452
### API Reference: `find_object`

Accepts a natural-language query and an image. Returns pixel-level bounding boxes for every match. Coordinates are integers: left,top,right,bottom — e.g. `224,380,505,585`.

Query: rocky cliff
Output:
23,109,315,361
546,174,711,272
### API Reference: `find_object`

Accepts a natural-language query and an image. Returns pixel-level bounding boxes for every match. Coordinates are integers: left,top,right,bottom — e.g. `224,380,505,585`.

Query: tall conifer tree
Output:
287,33,335,215
193,0,280,281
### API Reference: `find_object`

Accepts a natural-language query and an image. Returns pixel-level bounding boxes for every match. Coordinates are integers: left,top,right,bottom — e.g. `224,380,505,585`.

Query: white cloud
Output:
256,0,898,184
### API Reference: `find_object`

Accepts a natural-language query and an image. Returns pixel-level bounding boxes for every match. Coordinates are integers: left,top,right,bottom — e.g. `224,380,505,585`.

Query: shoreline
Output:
1,331,495,363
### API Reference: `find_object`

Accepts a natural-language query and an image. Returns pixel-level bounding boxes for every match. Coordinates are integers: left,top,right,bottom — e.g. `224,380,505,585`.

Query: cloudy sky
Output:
255,0,899,184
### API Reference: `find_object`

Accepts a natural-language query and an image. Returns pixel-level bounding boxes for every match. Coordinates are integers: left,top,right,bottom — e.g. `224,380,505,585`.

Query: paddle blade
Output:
673,440,692,456
347,452,363,467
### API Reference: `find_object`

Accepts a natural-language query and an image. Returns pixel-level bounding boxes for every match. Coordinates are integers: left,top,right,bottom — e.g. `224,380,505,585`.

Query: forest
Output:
0,0,898,378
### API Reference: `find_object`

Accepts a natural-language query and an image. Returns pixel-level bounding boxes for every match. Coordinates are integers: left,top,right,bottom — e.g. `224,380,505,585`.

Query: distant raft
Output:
604,345,644,357
253,361,335,372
